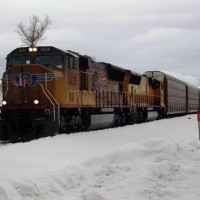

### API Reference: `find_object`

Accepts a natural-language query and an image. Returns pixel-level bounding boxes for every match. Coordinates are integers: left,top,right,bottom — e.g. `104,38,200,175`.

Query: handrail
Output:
95,88,162,108
127,93,161,106
40,83,56,121
95,89,129,107
3,74,9,98
44,73,60,127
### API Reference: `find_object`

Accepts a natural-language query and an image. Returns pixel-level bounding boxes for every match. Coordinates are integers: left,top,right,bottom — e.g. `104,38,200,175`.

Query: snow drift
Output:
1,139,200,200
0,115,199,200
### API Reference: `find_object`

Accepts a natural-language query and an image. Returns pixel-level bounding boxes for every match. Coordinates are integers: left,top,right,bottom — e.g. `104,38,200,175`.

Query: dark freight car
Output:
187,85,200,113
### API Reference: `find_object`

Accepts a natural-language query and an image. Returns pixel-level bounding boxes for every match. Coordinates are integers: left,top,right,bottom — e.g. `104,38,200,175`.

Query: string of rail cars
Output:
0,46,199,142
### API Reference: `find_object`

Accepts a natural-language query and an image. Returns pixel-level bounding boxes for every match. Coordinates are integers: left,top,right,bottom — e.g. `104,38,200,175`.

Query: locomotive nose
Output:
2,64,55,106
0,64,58,142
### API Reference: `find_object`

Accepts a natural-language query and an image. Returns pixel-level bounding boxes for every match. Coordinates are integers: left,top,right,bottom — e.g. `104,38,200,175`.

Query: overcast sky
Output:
0,0,200,83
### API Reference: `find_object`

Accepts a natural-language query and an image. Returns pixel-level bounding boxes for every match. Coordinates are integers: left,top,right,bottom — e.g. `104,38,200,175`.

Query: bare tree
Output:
16,15,52,47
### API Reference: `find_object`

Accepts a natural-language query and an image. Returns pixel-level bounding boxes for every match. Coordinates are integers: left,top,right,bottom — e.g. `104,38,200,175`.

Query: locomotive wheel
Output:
136,111,145,123
60,114,83,134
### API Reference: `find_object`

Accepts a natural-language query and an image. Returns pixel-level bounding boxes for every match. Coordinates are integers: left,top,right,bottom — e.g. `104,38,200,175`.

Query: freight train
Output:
0,46,199,142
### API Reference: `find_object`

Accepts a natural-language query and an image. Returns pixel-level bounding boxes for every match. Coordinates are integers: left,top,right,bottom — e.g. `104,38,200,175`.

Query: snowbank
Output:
1,139,200,200
0,115,199,200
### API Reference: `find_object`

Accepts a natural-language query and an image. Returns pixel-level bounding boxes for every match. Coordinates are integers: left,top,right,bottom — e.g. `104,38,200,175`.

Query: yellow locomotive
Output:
1,46,197,142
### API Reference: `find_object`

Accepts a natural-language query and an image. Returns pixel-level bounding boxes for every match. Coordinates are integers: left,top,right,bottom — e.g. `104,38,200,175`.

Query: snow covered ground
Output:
0,114,199,200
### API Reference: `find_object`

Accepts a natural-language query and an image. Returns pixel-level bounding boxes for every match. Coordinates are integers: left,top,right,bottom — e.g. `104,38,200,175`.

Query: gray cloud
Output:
0,0,200,83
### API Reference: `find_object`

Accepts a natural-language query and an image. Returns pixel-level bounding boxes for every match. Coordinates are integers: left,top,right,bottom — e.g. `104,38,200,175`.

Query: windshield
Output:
7,56,31,67
34,55,63,69
7,55,64,69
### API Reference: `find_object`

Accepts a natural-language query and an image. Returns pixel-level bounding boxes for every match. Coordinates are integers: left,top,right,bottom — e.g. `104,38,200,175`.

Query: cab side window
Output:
68,56,78,70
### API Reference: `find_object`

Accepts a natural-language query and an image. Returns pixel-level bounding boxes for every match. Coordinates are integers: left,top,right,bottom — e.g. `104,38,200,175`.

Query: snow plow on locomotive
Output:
0,46,199,142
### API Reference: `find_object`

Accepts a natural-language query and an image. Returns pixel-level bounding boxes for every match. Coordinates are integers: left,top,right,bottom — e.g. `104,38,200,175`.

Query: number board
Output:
39,47,51,53
18,48,27,53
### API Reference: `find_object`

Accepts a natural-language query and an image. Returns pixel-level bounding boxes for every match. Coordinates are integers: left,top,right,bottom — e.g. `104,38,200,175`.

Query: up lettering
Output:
68,75,77,86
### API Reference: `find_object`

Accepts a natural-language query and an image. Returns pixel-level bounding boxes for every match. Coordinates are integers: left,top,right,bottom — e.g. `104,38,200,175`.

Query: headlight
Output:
34,100,39,105
33,47,37,52
2,100,7,105
29,47,37,52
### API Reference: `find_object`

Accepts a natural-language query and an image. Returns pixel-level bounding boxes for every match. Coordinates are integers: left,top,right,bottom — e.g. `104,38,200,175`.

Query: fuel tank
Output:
83,113,116,131
146,111,158,121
